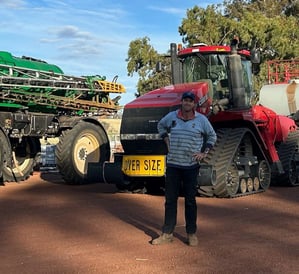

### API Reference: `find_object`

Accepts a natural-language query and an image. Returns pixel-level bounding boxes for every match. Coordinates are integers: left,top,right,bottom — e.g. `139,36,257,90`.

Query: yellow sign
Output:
122,155,165,176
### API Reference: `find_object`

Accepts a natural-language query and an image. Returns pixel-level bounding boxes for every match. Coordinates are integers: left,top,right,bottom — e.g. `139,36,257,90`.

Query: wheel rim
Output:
239,178,247,193
226,163,240,196
258,160,271,190
253,177,260,191
6,143,32,175
73,133,100,175
247,178,254,192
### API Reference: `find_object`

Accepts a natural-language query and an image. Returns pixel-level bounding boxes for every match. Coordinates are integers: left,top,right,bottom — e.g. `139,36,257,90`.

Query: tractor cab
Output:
170,43,257,109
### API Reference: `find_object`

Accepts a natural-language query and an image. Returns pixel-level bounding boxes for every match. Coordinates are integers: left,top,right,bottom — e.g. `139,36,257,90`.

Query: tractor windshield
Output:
182,53,253,105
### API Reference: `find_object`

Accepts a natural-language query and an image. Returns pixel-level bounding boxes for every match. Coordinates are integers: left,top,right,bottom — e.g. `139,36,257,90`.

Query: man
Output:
152,91,217,246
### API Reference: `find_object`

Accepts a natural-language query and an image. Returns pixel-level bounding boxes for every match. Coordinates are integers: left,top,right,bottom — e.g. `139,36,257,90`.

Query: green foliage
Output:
126,0,299,98
126,37,168,97
222,0,299,90
179,5,235,46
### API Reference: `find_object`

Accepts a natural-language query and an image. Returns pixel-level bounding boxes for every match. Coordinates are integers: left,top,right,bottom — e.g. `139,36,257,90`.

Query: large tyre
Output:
0,131,40,182
275,131,299,186
56,122,110,184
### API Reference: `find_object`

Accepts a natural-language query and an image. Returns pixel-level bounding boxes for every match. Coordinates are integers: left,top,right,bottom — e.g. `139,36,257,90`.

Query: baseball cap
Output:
181,92,195,101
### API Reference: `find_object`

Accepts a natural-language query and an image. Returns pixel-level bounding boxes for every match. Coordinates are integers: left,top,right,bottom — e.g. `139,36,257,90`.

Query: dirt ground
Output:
0,170,298,274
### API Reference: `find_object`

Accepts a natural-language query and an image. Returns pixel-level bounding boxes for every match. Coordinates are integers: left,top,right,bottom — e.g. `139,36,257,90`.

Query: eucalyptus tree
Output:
126,37,171,97
127,0,298,98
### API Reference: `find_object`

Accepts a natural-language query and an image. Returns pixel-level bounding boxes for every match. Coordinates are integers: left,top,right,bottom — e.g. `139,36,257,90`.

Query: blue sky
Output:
0,0,220,105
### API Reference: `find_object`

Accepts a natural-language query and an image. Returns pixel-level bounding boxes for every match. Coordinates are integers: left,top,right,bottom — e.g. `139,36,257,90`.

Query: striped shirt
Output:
157,109,217,168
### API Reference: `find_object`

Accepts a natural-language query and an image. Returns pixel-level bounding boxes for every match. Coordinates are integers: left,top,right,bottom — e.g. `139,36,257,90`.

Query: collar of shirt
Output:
177,108,196,121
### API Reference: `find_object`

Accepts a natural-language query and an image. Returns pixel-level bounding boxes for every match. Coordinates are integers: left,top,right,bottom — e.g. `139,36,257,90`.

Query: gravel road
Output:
0,171,298,274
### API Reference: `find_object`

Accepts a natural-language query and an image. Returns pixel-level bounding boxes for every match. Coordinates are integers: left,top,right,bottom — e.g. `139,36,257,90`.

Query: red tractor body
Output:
103,42,299,197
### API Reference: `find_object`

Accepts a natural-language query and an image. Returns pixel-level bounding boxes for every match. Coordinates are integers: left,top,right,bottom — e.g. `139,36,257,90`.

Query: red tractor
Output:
102,41,299,197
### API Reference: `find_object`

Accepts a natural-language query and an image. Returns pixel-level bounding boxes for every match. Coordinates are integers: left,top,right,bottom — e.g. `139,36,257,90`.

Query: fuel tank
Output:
258,80,299,116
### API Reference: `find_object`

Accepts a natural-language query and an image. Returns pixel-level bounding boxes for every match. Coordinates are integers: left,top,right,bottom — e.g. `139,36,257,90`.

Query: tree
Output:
222,0,299,56
126,37,171,97
179,5,236,46
222,0,299,88
126,1,298,97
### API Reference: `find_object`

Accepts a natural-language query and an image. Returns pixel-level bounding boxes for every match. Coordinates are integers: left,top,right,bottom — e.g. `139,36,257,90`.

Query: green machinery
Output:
0,51,125,114
0,51,125,184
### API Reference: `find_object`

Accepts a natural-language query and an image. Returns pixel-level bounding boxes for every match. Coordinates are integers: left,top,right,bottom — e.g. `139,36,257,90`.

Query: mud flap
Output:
87,162,105,183
103,161,127,185
86,160,127,185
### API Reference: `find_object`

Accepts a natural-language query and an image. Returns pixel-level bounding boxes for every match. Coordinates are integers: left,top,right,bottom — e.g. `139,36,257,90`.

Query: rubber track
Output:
200,128,266,198
275,130,299,186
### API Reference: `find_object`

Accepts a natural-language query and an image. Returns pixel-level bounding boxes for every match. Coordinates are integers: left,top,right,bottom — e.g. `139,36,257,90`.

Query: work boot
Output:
187,234,198,246
152,233,173,245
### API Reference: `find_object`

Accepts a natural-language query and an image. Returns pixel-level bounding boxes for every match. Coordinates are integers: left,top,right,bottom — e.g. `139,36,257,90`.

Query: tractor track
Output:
199,128,270,198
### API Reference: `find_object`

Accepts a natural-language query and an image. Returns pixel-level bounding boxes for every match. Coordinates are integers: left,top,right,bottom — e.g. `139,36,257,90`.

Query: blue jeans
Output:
162,166,199,234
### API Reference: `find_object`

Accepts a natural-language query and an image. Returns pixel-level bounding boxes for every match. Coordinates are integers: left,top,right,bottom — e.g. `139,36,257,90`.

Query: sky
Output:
0,0,220,105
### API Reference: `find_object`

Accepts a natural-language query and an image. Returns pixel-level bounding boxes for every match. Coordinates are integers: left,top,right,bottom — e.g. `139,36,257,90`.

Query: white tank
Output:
258,80,299,115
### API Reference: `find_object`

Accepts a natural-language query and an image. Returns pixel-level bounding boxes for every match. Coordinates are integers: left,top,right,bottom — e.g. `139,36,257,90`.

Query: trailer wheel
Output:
0,132,40,182
56,122,110,184
287,151,299,186
275,131,299,186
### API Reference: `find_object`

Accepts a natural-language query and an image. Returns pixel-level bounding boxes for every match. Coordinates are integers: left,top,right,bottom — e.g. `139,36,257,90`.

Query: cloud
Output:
78,7,127,21
147,5,186,16
52,25,93,40
0,0,26,8
0,0,221,105
39,24,123,61
57,42,102,57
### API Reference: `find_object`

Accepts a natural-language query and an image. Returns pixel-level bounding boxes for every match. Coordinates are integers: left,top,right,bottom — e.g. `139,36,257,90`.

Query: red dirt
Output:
0,171,298,274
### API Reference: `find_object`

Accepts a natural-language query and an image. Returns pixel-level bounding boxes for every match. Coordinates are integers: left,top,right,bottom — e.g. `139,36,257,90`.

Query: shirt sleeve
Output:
157,111,175,138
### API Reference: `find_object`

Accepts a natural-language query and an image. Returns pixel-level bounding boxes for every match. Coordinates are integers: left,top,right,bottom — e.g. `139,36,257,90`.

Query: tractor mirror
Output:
250,49,260,64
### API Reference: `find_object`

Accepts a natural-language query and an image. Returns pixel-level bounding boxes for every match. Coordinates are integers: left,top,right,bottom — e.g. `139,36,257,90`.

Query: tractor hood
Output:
120,82,211,155
124,81,211,109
